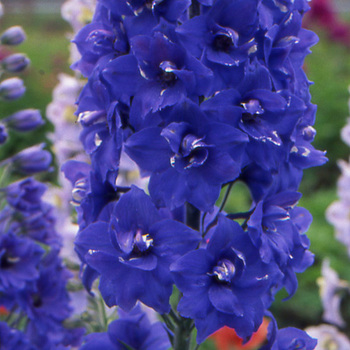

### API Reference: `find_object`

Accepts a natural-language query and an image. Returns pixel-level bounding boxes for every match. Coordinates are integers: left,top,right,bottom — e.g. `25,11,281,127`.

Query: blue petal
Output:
205,122,248,148
102,54,141,100
208,284,243,316
119,254,157,271
207,216,241,256
87,252,140,310
125,128,171,174
80,332,116,350
177,289,212,319
113,186,161,232
149,168,189,209
140,265,172,314
161,122,190,154
151,219,200,258
108,318,148,349
75,222,117,259
143,322,171,350
132,81,165,117
195,310,223,344
176,16,207,58
171,249,213,292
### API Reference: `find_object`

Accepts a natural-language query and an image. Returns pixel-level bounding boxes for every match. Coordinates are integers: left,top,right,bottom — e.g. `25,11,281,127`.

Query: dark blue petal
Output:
177,289,212,319
149,168,188,209
151,219,200,258
176,16,207,58
102,55,142,100
113,186,161,232
125,128,171,174
119,254,157,271
208,284,243,315
75,222,116,259
80,333,116,350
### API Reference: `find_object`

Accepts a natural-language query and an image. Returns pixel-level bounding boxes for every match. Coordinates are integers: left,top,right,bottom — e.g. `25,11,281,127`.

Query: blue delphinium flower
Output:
9,144,52,175
0,15,84,349
0,178,60,248
62,159,119,231
247,190,314,296
103,31,213,118
73,6,129,77
125,100,248,210
176,0,259,67
0,26,26,45
0,77,26,101
0,186,83,348
171,216,281,343
75,186,201,313
16,250,83,349
3,177,47,212
260,314,317,350
80,305,170,350
0,233,43,291
0,124,8,144
3,109,43,132
1,53,30,73
0,321,36,350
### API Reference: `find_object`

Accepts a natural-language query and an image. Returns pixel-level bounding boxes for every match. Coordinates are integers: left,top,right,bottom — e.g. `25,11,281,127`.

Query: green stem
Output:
173,317,194,350
203,181,236,237
0,164,11,188
161,313,176,332
168,204,200,349
226,208,254,220
169,308,181,324
218,181,234,213
98,296,108,331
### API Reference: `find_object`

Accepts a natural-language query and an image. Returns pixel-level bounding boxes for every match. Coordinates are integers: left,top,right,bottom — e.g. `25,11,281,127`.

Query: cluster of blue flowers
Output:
67,0,327,348
0,21,83,350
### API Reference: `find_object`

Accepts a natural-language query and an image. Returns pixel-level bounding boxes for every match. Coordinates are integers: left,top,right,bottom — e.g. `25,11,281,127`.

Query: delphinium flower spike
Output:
68,0,326,348
0,5,84,348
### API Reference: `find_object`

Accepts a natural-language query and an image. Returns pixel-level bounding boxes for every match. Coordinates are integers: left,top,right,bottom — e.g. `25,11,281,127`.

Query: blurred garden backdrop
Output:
2,0,350,348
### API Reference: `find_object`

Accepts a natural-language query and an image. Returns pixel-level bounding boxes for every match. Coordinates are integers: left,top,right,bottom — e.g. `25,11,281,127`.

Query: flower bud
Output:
1,53,30,73
0,26,26,45
11,144,52,174
0,124,8,144
0,78,25,101
4,109,44,132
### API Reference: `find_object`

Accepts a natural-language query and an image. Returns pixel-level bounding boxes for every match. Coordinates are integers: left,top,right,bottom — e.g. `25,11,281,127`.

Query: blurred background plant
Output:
2,0,350,349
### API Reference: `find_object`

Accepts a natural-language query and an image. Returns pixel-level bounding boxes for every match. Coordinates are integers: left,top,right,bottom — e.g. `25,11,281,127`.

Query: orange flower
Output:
0,305,8,317
210,318,269,350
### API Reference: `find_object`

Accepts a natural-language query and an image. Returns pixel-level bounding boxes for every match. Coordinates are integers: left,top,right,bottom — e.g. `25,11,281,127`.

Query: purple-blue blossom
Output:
0,322,36,350
0,233,43,291
3,109,44,132
125,100,248,210
10,144,52,175
0,25,26,45
80,305,170,350
0,77,25,101
75,186,200,313
171,216,281,343
1,53,30,73
0,12,84,348
261,315,317,350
